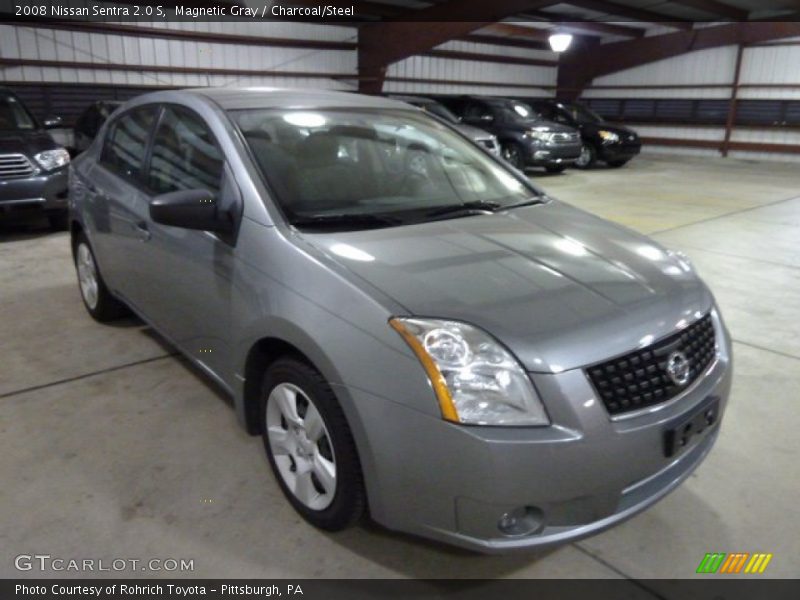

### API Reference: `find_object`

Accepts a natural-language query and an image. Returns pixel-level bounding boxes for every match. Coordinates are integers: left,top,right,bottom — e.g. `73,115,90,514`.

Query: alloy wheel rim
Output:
76,243,99,310
266,382,337,510
577,145,591,167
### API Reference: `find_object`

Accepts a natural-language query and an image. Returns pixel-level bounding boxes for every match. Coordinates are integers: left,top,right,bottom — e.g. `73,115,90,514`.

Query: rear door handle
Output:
134,221,151,242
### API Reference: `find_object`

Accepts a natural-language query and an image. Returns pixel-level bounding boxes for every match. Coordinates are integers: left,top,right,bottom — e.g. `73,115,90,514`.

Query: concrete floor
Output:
1,154,799,579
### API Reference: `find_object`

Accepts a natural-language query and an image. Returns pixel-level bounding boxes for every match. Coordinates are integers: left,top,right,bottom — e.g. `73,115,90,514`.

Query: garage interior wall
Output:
383,39,558,97
0,21,358,125
0,22,558,124
580,38,800,163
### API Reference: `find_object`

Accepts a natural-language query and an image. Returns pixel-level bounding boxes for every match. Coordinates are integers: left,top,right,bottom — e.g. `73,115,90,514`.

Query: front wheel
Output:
261,358,366,531
501,142,525,170
72,232,129,322
47,211,68,231
575,143,596,169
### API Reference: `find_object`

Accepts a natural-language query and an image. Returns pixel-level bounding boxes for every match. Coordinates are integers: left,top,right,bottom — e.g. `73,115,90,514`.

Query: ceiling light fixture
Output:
548,32,573,53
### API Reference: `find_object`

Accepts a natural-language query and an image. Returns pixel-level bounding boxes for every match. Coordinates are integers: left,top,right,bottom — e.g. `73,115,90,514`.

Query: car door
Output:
86,105,159,302
139,104,240,387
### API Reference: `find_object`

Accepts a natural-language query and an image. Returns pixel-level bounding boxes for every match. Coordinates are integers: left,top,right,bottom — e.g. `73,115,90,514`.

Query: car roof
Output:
165,87,415,112
388,94,437,106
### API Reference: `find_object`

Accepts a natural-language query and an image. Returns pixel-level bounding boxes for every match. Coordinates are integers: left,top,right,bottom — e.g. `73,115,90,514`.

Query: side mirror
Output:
43,116,63,129
149,189,232,233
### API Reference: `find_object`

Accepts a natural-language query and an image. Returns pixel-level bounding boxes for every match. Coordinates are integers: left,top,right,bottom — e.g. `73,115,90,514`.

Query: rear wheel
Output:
575,143,596,169
261,357,365,531
545,165,566,174
72,232,129,322
501,142,525,170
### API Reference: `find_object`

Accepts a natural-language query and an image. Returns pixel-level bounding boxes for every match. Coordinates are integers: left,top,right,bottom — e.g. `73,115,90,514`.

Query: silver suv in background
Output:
69,88,731,553
0,88,70,229
389,94,501,156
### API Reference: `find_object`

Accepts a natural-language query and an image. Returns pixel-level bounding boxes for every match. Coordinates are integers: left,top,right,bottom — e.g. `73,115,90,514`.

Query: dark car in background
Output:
389,95,500,156
73,100,123,154
440,96,581,173
0,88,70,229
528,100,642,169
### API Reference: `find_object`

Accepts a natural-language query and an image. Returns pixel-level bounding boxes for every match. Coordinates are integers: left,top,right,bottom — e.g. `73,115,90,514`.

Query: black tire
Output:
261,357,366,531
501,142,525,170
47,211,68,231
545,165,566,174
72,231,130,322
575,143,597,169
607,159,630,168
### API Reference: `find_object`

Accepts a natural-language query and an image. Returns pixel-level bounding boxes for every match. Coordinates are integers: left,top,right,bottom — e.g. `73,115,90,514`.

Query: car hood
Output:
303,201,713,373
584,121,638,138
454,122,495,141
510,119,577,134
0,129,58,156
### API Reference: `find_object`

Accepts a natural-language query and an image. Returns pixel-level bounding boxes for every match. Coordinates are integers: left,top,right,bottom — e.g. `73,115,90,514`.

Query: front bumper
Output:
598,141,642,162
524,142,582,167
0,167,69,215
348,313,732,553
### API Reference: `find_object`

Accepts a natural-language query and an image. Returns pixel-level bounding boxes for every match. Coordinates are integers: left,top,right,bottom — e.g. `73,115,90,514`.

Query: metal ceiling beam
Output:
666,0,749,20
357,0,561,93
459,33,550,50
558,21,800,98
565,0,694,28
482,22,552,41
518,9,646,37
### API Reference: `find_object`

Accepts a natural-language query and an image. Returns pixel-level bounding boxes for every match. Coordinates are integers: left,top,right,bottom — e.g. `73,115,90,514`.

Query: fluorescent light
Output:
548,33,573,53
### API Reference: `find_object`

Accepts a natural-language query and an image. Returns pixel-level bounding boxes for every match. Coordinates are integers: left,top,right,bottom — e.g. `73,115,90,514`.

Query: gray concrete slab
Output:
1,155,799,579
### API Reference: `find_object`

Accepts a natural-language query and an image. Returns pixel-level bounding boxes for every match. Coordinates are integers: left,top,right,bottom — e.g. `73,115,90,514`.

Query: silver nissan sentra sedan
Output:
68,88,732,553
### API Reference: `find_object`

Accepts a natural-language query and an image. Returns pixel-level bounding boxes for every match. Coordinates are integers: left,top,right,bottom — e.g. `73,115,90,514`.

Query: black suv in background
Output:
0,88,70,229
528,99,641,169
439,96,581,173
73,100,122,154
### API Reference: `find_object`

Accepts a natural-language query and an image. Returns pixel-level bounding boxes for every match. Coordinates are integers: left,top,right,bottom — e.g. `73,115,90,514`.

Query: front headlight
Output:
524,129,552,143
34,148,70,171
390,317,549,426
598,130,620,144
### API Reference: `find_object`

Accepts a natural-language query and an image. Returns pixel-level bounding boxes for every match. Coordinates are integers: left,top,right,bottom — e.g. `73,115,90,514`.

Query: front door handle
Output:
134,221,151,242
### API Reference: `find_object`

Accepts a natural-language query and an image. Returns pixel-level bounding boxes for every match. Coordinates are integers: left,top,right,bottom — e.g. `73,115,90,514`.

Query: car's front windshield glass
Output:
233,108,541,229
493,101,542,123
0,94,37,130
570,104,604,124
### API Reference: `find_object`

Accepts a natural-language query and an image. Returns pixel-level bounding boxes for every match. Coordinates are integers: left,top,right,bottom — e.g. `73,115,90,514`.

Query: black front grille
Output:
587,315,716,416
0,154,36,180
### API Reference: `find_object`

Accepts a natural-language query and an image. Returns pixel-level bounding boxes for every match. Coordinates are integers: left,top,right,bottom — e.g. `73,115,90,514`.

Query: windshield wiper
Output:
498,197,546,211
291,213,401,230
425,200,502,218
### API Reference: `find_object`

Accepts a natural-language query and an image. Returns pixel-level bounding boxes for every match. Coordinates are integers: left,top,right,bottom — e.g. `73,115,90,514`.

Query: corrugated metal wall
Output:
0,22,358,90
385,40,558,97
581,41,800,163
1,21,557,125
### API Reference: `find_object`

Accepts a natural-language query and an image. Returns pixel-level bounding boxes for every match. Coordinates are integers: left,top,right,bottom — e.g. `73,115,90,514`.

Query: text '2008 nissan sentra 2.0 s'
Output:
68,88,732,553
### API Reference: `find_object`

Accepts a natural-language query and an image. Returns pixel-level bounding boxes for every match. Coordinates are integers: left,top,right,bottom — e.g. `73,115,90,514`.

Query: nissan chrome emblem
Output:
666,351,691,386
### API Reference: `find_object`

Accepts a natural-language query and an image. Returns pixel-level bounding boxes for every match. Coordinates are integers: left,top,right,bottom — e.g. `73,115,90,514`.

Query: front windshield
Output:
0,94,37,130
233,108,541,229
493,100,542,123
569,103,604,124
